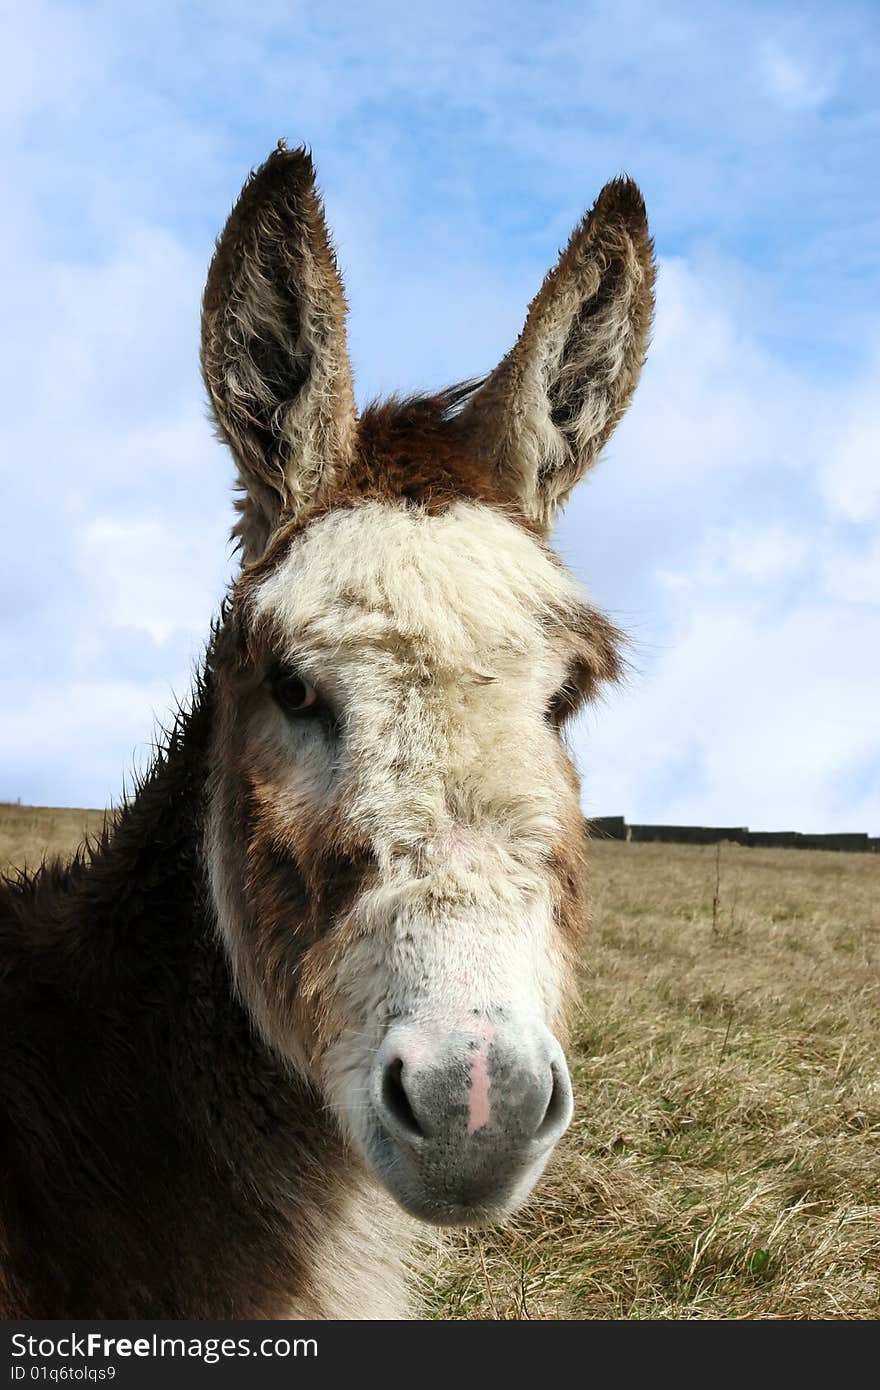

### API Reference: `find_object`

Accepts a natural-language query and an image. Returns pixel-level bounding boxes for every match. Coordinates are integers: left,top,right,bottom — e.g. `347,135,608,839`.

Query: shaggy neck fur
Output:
0,672,413,1319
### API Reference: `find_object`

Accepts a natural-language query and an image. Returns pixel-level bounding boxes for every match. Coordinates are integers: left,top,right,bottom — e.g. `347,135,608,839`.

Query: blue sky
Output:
1,0,878,830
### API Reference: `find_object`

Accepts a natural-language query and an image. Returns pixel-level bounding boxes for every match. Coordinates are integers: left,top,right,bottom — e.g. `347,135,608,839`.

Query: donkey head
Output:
202,145,654,1225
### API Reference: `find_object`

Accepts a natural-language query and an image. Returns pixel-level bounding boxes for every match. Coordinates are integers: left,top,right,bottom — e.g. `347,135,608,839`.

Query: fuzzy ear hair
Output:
201,144,357,562
464,178,655,533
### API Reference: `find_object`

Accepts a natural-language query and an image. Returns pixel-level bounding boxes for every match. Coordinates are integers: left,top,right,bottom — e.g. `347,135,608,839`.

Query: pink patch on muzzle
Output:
467,1022,496,1134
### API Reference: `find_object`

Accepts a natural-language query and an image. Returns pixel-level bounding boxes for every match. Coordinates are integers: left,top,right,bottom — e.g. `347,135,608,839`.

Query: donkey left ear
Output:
464,178,655,533
201,144,356,562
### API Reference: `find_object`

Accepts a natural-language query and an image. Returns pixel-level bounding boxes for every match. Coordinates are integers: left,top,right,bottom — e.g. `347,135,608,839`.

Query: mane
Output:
360,376,488,424
339,376,510,514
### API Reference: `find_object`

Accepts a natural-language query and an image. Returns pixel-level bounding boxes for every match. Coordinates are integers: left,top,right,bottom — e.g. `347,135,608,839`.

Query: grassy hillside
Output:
2,804,878,1319
0,802,107,875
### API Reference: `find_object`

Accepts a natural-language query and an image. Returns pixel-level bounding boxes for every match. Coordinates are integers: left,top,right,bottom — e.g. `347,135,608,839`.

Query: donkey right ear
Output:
462,178,655,534
201,144,357,562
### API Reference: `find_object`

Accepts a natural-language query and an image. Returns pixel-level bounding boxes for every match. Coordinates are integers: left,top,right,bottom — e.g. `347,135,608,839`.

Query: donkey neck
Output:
0,673,414,1319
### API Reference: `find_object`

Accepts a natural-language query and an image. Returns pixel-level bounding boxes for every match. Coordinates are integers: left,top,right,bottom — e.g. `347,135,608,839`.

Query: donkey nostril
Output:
536,1061,569,1141
381,1057,425,1140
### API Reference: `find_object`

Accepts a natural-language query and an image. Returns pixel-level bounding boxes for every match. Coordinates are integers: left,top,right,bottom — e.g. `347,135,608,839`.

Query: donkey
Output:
0,145,654,1319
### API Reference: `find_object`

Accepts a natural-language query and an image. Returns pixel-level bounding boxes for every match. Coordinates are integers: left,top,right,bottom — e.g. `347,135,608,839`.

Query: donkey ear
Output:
465,178,655,532
201,144,356,562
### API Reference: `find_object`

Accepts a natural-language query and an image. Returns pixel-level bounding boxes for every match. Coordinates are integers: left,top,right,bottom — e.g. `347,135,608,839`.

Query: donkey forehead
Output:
249,500,590,668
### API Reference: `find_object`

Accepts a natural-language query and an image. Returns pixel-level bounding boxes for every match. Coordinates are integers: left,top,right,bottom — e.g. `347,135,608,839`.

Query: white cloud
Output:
0,679,184,809
720,524,810,584
819,362,880,524
820,536,880,608
757,37,837,112
578,597,880,834
566,255,880,834
654,522,809,592
78,517,227,647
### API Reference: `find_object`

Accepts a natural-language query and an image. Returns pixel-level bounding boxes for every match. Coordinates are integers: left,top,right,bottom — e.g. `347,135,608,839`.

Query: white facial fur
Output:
244,497,584,1042
249,501,587,874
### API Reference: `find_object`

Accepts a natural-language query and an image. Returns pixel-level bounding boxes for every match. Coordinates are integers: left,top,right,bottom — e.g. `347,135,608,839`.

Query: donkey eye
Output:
271,667,320,718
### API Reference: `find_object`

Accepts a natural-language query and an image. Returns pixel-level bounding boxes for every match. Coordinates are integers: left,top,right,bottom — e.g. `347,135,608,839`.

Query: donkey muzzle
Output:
365,1017,573,1224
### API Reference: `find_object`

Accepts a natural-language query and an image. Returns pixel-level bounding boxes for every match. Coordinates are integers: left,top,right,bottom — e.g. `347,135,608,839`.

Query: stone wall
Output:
588,817,879,853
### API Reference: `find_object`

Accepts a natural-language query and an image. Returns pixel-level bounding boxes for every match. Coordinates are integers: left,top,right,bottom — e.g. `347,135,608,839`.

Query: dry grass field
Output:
0,803,107,875
2,803,878,1320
